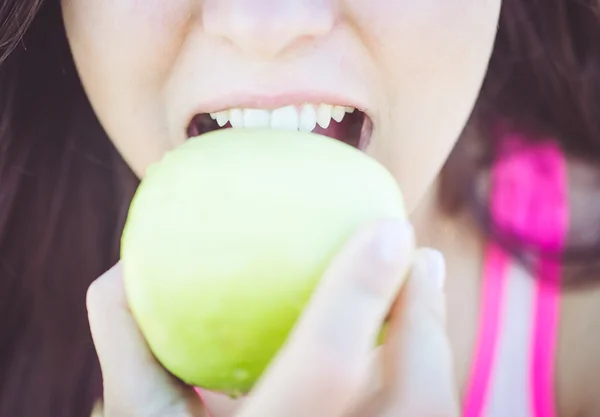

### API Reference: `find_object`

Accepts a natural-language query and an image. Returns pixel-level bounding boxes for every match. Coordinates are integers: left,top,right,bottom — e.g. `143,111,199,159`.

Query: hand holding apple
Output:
88,234,457,417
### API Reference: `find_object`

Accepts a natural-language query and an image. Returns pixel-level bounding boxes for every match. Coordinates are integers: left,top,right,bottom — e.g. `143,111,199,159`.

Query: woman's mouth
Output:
186,103,373,150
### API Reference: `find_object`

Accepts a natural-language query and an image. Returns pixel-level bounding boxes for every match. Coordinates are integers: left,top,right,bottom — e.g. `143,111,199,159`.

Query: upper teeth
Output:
209,104,355,132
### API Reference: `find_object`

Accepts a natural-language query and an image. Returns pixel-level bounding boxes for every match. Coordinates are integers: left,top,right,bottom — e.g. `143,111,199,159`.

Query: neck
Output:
409,177,482,251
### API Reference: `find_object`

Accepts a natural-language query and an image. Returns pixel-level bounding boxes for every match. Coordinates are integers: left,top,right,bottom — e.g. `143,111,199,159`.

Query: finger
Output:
87,263,204,416
382,248,459,417
197,389,245,417
237,218,415,417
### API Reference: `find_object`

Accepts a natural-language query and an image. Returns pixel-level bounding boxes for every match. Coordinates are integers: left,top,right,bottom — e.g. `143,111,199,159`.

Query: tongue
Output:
313,121,345,141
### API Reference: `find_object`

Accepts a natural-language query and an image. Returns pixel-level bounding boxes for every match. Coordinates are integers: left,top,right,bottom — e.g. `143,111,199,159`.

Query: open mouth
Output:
186,104,373,150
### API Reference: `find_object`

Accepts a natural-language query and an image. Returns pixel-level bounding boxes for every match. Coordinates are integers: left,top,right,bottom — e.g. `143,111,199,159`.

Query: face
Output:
62,0,501,212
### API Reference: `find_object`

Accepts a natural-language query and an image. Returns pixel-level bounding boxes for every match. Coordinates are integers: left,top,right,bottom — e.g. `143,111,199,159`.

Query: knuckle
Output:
86,279,105,313
86,266,123,313
346,257,403,300
86,275,117,323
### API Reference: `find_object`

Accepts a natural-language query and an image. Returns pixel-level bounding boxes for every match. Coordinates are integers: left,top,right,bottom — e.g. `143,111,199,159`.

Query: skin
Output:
61,0,501,212
62,0,592,415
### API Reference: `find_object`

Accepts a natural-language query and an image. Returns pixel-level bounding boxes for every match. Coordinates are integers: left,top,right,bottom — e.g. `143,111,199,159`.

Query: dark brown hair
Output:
442,0,600,284
0,0,598,416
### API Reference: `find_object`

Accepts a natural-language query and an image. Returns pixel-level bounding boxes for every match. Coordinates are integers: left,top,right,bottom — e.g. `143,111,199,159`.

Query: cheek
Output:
62,0,189,86
351,0,500,208
61,0,194,175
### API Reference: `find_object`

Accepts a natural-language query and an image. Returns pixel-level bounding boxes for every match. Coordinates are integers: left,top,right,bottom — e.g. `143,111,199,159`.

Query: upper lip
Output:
173,55,375,140
195,91,365,114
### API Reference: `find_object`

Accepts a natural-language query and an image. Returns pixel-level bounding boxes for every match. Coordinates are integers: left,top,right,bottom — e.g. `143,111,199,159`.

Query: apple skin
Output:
121,128,405,397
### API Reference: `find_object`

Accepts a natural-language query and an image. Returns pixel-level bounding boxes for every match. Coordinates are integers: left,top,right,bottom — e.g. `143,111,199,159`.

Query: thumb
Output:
236,218,414,417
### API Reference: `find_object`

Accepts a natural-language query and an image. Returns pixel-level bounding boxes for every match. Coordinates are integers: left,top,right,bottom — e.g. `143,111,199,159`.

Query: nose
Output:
202,0,336,58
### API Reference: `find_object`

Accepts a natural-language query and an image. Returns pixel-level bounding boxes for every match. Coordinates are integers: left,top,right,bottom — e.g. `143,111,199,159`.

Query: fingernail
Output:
414,248,445,290
375,219,412,263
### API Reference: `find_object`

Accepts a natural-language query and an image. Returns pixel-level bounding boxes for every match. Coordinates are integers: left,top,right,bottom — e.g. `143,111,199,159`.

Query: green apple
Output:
121,128,405,397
